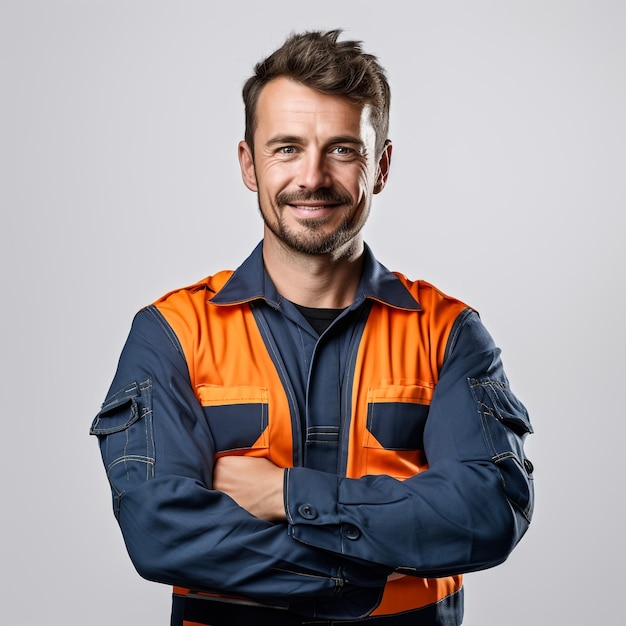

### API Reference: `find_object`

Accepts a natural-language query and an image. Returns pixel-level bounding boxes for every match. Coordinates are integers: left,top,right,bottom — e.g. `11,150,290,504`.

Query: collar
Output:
210,241,421,312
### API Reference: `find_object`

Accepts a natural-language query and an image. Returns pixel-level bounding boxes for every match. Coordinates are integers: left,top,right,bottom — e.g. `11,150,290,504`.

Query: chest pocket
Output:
361,382,434,479
196,384,269,455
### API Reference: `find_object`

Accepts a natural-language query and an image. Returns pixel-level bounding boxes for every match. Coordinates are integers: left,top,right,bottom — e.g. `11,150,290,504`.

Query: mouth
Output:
288,203,339,218
290,202,339,210
277,190,351,220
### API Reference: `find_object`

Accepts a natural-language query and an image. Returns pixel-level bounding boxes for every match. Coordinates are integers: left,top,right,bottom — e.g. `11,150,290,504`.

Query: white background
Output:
1,1,624,624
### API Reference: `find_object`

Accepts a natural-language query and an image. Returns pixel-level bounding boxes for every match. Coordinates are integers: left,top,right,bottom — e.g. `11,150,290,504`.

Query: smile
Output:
288,203,339,219
291,204,337,210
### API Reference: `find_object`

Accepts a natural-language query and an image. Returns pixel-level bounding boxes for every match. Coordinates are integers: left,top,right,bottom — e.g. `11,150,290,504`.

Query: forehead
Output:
255,77,372,139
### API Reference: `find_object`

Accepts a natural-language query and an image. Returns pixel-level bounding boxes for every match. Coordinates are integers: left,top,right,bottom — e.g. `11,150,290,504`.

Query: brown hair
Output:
242,29,390,157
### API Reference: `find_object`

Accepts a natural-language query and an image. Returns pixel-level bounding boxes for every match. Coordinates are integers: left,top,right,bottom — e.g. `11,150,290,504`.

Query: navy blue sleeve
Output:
284,310,534,577
90,307,389,619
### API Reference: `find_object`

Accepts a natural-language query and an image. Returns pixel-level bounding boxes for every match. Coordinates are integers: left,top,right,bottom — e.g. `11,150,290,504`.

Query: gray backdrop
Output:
2,1,624,624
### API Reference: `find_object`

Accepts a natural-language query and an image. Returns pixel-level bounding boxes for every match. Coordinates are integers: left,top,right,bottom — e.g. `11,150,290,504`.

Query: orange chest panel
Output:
155,272,294,469
348,301,447,479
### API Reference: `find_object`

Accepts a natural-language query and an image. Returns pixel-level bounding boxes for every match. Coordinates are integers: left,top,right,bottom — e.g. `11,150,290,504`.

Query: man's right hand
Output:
213,455,287,522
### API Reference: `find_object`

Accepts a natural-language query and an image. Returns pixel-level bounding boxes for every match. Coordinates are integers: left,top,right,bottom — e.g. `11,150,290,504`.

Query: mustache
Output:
276,189,353,206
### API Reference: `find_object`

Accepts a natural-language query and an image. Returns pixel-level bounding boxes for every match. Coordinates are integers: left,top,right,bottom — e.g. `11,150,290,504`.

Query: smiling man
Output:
91,29,534,626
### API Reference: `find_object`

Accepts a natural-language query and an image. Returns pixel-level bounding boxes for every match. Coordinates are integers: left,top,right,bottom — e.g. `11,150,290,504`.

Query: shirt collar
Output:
210,241,421,311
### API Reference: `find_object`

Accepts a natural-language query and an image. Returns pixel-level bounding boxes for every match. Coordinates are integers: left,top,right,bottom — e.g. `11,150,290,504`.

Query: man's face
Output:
239,77,390,257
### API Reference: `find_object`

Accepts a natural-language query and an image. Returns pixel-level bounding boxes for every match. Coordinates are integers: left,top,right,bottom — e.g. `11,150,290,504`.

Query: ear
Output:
238,140,258,192
373,140,392,195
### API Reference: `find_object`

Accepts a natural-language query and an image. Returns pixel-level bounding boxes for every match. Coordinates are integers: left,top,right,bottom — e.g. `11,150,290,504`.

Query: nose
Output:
296,151,332,191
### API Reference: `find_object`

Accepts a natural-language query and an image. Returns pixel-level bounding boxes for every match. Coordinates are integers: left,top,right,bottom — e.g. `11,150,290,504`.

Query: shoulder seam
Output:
443,307,474,363
143,304,185,356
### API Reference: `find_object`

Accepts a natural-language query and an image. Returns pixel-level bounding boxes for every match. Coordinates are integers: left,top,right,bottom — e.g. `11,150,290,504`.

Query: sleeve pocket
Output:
90,379,155,514
468,377,534,521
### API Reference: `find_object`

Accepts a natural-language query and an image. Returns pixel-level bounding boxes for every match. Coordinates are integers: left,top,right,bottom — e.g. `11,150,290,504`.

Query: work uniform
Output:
91,242,534,625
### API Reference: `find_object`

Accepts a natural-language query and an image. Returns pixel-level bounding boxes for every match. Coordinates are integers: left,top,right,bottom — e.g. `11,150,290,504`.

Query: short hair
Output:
242,29,391,158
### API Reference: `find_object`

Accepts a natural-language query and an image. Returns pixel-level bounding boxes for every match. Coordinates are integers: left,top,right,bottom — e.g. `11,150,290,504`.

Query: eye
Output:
330,145,362,160
278,146,297,154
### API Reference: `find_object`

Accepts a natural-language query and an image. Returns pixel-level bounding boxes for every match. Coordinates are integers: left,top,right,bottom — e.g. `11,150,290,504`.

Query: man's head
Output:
238,30,392,260
242,29,391,159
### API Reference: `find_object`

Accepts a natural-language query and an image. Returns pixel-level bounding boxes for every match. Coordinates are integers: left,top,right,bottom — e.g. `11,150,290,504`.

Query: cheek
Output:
257,185,283,220
258,167,291,197
354,168,375,199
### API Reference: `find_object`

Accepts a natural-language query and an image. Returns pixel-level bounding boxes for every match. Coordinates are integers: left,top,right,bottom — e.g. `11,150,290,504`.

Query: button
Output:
343,524,360,540
524,458,534,475
298,504,317,520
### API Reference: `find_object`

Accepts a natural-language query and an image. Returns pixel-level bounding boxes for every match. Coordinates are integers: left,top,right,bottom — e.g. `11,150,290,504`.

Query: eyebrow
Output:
266,134,365,148
266,135,303,147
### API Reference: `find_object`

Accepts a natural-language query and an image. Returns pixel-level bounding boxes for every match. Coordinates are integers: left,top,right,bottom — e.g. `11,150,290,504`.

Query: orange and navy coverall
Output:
91,242,534,625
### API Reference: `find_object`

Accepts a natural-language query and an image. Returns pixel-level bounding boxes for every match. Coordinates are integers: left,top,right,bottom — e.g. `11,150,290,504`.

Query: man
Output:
91,29,534,626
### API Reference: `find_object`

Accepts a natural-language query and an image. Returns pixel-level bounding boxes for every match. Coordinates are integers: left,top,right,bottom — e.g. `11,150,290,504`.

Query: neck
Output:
262,234,365,308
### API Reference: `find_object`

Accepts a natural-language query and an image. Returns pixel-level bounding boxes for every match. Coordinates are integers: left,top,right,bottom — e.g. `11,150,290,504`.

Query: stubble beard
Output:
258,190,364,256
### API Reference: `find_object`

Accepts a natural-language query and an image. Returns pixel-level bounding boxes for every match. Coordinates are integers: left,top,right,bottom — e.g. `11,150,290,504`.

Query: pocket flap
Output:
469,377,533,436
196,384,268,406
90,381,144,436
